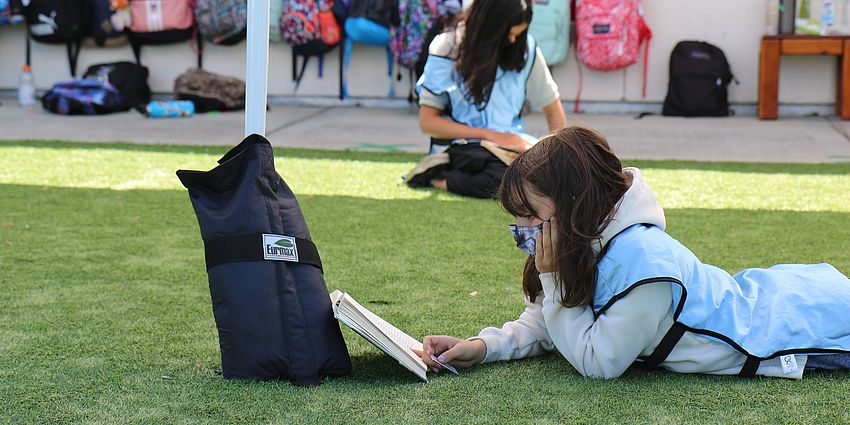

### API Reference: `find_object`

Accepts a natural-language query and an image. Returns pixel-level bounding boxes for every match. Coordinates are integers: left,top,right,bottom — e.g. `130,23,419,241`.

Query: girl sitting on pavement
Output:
405,0,567,199
415,126,850,378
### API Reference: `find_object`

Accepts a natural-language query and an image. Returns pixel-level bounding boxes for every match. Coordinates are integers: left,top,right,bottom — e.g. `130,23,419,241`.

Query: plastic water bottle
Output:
765,0,779,35
145,100,195,118
18,65,36,107
823,0,837,35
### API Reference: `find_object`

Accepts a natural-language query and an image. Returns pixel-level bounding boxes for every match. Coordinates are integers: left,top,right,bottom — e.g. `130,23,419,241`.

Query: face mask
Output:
508,222,545,256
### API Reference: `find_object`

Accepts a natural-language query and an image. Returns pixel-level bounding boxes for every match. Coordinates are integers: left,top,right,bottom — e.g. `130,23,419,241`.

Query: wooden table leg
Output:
759,39,781,120
839,40,850,120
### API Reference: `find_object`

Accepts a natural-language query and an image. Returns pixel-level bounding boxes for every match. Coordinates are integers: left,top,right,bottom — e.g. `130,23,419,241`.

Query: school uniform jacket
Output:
473,167,850,379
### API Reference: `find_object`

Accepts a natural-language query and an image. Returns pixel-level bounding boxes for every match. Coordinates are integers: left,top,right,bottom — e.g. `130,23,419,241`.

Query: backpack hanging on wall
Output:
572,0,651,112
269,0,285,42
0,0,24,26
128,0,201,67
281,0,342,92
390,0,437,70
390,0,460,102
662,41,735,117
24,0,91,77
575,0,650,73
194,0,248,45
529,0,570,66
89,0,131,47
340,0,398,99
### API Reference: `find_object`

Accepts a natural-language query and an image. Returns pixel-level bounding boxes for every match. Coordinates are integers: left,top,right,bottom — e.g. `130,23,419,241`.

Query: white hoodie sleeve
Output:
540,272,673,379
472,296,556,363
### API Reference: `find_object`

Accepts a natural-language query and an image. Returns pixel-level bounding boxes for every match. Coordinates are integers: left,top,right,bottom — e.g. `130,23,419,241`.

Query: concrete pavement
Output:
1,101,850,163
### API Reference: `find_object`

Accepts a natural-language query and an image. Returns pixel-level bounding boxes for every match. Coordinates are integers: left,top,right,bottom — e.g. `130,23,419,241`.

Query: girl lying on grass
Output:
416,126,850,379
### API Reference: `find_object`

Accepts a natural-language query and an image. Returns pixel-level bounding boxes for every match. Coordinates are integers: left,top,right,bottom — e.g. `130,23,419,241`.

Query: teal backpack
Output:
528,0,570,66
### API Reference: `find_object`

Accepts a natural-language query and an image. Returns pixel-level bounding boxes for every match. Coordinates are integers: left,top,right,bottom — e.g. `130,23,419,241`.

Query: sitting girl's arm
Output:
541,99,566,133
419,106,532,152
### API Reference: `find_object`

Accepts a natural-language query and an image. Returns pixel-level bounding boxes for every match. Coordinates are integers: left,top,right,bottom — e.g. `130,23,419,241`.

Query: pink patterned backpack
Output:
574,0,652,103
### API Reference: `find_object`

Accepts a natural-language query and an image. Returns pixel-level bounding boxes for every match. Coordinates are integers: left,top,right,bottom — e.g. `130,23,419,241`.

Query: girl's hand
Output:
535,217,558,273
413,335,486,372
486,131,533,152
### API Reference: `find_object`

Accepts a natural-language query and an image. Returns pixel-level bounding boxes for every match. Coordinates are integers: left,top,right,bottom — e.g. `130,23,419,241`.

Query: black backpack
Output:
90,0,129,47
347,0,398,27
82,62,152,111
662,41,735,117
24,0,91,76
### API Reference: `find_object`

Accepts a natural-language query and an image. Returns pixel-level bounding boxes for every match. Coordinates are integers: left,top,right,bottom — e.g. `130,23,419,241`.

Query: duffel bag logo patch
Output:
263,234,299,262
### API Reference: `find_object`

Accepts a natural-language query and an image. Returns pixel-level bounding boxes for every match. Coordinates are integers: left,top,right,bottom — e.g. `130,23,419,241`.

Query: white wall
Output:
0,0,836,104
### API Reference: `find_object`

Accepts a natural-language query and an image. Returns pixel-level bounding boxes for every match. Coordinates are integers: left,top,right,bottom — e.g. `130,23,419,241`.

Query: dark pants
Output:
444,143,508,199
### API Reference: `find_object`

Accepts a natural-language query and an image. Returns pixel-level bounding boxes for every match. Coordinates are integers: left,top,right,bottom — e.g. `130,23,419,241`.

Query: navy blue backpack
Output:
176,135,352,386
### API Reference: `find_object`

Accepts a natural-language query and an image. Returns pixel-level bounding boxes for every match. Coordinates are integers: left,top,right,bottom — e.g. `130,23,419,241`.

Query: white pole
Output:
245,0,270,137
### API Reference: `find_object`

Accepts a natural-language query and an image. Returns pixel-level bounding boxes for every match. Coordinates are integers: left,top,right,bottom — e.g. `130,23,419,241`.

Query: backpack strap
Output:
339,33,345,99
407,67,415,103
196,32,204,69
131,37,143,65
639,16,652,98
24,22,81,77
25,24,31,66
292,51,311,93
572,41,583,113
318,54,324,78
385,46,395,98
341,37,352,98
66,40,81,77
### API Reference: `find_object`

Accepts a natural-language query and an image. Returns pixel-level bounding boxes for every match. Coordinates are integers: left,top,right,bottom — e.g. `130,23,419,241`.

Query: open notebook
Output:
329,290,428,382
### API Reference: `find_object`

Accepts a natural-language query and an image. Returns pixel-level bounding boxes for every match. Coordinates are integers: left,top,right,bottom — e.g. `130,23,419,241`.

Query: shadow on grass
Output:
623,159,850,175
3,140,850,173
0,140,422,164
0,185,848,370
2,183,850,421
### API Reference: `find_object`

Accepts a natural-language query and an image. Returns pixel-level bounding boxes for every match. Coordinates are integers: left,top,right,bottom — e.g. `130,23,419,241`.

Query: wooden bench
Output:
758,35,850,120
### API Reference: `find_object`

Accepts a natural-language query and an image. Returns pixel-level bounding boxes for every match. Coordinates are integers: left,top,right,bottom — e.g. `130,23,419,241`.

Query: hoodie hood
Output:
592,167,666,254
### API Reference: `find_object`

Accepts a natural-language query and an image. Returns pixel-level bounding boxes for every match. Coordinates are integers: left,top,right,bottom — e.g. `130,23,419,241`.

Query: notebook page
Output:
338,305,428,381
337,309,395,354
331,291,428,381
343,295,425,366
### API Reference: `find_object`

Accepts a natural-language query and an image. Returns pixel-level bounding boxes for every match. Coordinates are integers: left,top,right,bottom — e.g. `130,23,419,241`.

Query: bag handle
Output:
245,0,271,137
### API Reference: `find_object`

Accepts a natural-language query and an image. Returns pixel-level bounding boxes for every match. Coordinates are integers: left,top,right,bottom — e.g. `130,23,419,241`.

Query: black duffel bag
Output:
176,135,352,386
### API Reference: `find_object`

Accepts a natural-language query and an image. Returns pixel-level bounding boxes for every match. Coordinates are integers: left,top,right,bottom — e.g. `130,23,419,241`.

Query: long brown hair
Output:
455,0,533,106
498,126,630,306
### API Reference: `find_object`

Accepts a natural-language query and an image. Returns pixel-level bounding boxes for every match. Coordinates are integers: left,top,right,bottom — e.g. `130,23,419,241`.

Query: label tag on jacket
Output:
780,354,799,374
263,234,299,262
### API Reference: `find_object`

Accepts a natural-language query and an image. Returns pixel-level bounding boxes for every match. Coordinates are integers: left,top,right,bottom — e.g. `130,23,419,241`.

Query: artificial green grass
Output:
1,141,849,424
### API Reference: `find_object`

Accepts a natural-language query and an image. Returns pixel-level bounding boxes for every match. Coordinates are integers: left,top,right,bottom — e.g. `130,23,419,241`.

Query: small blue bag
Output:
341,17,394,98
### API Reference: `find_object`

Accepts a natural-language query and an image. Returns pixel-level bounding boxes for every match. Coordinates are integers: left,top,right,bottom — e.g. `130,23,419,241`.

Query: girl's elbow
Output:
577,368,623,380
